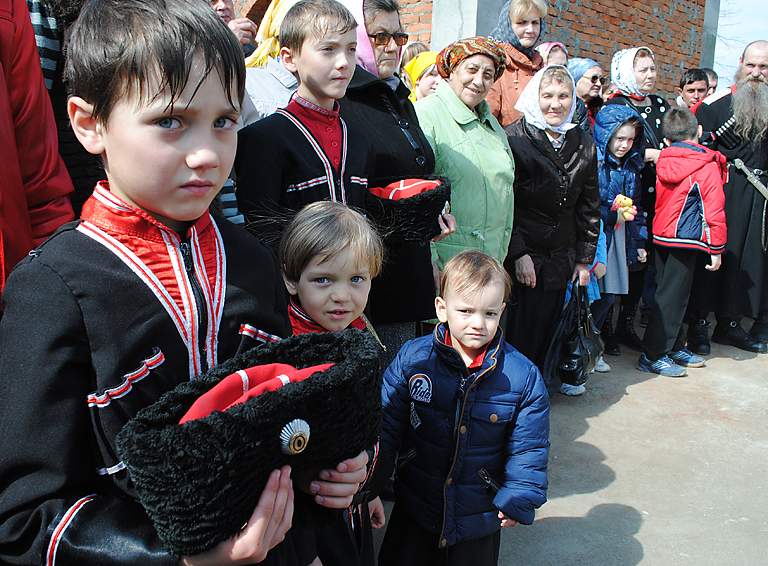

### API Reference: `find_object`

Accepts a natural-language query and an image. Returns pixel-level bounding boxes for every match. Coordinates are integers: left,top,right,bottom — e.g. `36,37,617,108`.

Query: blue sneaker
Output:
669,348,706,368
637,353,687,377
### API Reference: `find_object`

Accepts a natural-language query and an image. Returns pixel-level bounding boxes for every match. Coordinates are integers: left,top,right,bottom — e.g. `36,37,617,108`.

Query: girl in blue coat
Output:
591,104,648,354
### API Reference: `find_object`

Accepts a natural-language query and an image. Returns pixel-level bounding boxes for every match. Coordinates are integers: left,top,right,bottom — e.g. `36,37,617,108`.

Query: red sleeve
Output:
702,160,727,252
8,0,74,242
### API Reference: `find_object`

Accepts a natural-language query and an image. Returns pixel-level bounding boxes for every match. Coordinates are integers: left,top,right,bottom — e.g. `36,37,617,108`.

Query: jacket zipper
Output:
438,346,499,547
180,240,209,373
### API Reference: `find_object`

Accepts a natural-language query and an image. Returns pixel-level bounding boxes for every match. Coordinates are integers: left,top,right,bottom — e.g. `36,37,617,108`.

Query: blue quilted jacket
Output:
380,324,549,547
594,104,648,264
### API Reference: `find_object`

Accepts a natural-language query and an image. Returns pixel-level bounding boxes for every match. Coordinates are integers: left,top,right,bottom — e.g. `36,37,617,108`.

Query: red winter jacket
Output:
0,0,73,293
652,141,727,254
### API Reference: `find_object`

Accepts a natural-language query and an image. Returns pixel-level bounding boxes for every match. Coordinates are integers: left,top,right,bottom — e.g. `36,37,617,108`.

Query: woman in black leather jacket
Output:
504,65,601,369
339,0,449,359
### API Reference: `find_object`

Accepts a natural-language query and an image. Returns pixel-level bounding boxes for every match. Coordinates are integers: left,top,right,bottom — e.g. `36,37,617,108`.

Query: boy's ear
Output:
282,273,299,296
280,46,299,74
68,96,104,156
435,296,448,323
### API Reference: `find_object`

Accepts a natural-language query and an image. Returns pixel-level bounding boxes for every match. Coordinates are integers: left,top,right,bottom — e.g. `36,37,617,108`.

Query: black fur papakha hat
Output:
364,176,451,243
116,329,381,557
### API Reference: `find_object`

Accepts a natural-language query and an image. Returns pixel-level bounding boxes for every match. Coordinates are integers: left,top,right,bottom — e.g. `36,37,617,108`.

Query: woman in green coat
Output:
415,37,516,272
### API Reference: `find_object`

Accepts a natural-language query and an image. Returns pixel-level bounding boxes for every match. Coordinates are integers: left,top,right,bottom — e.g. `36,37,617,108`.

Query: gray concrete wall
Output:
701,0,721,67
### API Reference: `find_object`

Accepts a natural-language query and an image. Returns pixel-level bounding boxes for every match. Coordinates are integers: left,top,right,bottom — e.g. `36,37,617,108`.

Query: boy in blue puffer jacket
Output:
376,251,549,566
590,104,649,355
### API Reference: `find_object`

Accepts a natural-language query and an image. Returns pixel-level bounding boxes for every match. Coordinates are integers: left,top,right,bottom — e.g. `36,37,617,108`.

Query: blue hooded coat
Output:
593,105,648,264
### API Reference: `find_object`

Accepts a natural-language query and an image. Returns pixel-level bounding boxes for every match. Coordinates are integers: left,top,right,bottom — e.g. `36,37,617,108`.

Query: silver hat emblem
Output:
280,419,311,455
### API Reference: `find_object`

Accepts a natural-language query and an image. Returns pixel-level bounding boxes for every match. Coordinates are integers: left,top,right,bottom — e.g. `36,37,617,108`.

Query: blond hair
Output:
509,0,548,22
280,202,384,282
439,251,512,302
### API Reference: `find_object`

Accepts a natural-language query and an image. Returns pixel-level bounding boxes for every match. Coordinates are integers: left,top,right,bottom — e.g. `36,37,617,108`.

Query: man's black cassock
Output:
697,91,768,319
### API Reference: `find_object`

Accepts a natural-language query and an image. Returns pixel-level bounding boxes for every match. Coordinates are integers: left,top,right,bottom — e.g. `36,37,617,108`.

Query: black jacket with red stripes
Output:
0,187,294,565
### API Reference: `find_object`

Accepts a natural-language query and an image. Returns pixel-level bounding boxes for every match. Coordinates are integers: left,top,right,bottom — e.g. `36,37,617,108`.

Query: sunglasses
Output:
585,75,606,85
368,31,409,47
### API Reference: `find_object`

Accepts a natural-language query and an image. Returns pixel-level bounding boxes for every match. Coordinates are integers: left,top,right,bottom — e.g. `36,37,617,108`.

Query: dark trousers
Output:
506,284,566,370
592,293,619,329
686,254,719,321
643,248,697,360
620,267,646,311
378,505,501,566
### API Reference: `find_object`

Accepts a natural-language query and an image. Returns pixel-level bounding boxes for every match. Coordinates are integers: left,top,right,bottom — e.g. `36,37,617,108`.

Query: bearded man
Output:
688,41,768,353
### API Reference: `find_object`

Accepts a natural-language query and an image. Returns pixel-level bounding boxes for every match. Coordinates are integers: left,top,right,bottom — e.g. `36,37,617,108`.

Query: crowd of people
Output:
0,0,767,564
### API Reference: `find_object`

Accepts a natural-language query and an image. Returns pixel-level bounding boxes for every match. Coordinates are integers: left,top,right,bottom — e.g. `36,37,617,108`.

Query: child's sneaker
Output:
637,353,687,377
669,348,705,368
594,355,611,373
560,382,586,396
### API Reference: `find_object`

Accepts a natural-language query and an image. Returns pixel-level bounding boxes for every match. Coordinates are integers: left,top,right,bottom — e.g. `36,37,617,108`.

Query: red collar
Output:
78,182,225,380
290,94,340,117
608,90,648,102
285,95,343,170
81,181,212,242
288,299,366,335
444,331,487,369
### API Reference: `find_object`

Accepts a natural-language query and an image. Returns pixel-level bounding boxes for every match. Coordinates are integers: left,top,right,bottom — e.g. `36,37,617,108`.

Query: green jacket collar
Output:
435,81,495,127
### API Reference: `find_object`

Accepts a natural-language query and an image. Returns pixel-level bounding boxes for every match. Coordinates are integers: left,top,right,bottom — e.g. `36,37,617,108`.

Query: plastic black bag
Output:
543,283,604,388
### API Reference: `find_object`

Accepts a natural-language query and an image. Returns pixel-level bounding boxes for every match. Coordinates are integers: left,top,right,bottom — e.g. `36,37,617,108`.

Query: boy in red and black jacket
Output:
0,2,368,564
639,107,727,377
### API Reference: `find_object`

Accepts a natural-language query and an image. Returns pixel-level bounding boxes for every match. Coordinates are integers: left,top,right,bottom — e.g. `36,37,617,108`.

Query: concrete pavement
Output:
500,342,768,565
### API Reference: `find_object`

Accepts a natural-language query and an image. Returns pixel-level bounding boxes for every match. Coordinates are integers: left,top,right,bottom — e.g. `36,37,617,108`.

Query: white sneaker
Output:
560,383,586,396
594,355,611,373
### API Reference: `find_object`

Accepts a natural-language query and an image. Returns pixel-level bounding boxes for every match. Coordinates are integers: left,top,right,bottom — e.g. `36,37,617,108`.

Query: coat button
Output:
439,538,448,548
446,477,453,486
398,119,410,129
459,425,467,434
489,413,498,423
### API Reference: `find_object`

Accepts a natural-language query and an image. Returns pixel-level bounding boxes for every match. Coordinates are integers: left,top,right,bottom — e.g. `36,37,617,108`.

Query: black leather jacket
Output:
504,118,601,290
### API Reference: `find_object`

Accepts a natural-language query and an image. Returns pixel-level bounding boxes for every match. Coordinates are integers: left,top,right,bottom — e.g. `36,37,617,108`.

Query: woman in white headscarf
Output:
605,46,669,350
504,65,601,370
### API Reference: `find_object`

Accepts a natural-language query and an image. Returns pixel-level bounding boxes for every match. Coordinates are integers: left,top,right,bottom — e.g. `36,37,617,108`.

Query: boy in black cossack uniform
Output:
0,2,368,565
234,0,372,246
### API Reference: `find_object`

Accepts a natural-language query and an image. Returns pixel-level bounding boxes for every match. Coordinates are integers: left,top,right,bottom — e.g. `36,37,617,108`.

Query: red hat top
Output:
180,362,334,424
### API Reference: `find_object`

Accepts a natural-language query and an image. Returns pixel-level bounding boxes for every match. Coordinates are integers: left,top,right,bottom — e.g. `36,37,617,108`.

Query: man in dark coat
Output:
692,40,768,352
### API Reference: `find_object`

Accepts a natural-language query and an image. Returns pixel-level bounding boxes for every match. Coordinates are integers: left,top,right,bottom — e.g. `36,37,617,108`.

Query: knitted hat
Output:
116,329,381,556
364,176,451,243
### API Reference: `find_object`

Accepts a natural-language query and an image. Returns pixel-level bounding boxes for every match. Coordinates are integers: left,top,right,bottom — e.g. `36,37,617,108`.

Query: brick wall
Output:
400,0,434,44
546,0,706,96
236,0,706,96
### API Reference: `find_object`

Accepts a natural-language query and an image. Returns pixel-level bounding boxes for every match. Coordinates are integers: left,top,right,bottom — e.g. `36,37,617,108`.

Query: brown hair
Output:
633,48,655,67
439,251,512,302
280,201,384,283
65,0,244,125
279,0,357,54
662,107,699,142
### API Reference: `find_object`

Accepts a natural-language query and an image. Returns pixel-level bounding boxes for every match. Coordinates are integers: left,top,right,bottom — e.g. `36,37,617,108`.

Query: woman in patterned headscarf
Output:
415,37,516,271
486,0,548,126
